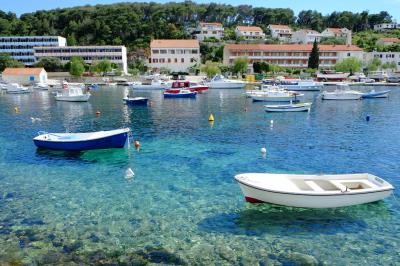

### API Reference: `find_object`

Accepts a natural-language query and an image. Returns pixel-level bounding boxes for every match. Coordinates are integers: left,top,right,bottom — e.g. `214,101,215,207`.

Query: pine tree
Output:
308,39,319,69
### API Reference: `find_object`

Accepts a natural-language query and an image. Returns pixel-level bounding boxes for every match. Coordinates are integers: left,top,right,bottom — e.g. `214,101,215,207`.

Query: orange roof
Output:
326,28,345,33
225,44,363,52
2,68,45,75
297,29,320,34
150,39,199,48
200,22,222,27
269,24,291,29
379,37,400,43
236,26,263,32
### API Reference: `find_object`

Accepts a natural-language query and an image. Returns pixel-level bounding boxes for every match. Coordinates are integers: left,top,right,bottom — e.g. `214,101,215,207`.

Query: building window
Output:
181,58,184,63
168,58,171,63
191,49,198,54
347,53,351,57
152,59,158,63
160,50,167,54
152,49,159,54
169,49,175,54
174,58,178,63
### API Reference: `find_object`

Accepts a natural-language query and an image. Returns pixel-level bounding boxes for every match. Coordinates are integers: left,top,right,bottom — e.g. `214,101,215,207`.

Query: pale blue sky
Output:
2,0,400,21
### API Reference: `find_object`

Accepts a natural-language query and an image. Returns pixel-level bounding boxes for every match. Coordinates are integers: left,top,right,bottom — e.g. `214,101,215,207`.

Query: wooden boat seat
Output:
304,180,325,192
331,179,376,190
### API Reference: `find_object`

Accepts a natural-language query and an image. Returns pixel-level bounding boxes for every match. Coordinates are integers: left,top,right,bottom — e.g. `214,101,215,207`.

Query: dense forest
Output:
0,1,395,51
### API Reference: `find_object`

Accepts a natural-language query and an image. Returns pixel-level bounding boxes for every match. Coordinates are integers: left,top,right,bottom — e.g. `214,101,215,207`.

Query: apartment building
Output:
267,25,292,42
376,37,400,46
195,22,224,42
34,46,128,74
223,44,364,72
235,26,265,40
321,28,352,45
0,36,66,65
291,29,323,44
365,52,400,70
374,23,399,32
147,39,200,72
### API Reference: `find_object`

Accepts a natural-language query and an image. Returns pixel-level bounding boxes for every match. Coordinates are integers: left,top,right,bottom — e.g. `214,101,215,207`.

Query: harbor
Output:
0,84,399,264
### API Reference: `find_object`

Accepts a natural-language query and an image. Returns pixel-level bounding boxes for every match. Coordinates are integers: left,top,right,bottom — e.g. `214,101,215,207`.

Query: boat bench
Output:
304,180,325,192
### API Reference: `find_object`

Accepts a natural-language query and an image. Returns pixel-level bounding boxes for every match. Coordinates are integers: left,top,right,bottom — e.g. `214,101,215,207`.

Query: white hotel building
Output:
0,36,66,65
34,46,128,74
365,52,400,71
147,39,200,72
223,44,364,72
195,22,224,42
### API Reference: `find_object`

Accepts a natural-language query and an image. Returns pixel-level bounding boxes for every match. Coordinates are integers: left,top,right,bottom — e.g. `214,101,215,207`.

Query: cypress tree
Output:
308,39,319,69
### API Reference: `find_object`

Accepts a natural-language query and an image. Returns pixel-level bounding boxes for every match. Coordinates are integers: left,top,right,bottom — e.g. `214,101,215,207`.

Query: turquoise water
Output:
0,86,399,265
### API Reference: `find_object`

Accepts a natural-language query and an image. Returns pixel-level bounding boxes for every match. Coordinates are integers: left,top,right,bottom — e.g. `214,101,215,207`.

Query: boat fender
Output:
261,147,267,154
96,111,101,116
270,119,274,125
14,107,19,113
125,168,135,179
134,140,140,150
208,113,214,122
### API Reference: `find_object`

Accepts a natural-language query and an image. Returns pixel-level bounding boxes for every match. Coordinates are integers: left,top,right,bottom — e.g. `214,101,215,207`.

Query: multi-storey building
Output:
195,22,224,42
267,25,292,42
235,26,265,40
223,44,364,72
33,46,128,74
376,37,400,46
147,39,200,72
0,36,66,65
374,23,399,32
321,28,352,45
365,52,400,70
291,29,323,44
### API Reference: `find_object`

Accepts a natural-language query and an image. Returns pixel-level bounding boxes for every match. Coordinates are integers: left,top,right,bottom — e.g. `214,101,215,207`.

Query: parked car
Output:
387,76,400,83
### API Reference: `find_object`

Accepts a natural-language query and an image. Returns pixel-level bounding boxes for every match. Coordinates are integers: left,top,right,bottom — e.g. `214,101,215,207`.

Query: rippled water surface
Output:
0,86,399,265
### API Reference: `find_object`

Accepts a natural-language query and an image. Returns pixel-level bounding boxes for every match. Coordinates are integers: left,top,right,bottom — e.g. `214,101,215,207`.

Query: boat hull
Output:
55,94,91,102
164,92,197,98
282,85,322,91
362,90,390,98
321,93,362,100
237,181,393,208
252,95,302,102
265,103,311,112
208,83,246,89
123,97,148,105
33,131,129,151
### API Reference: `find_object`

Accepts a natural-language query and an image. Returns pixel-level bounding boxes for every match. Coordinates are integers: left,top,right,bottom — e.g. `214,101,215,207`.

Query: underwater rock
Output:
47,233,56,241
281,252,319,266
62,241,83,253
88,233,100,243
137,246,187,265
21,218,45,226
5,192,15,199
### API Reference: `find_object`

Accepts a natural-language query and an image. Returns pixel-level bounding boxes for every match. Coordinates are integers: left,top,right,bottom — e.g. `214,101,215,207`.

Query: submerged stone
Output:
137,247,187,265
89,233,100,243
62,241,82,253
21,218,45,226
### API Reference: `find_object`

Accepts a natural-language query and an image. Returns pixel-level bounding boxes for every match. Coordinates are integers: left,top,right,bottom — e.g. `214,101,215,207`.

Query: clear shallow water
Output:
0,86,399,265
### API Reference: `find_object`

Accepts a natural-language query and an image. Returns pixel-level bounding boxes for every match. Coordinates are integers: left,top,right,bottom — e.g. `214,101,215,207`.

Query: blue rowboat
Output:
164,90,197,98
362,90,390,98
123,97,149,105
33,128,130,151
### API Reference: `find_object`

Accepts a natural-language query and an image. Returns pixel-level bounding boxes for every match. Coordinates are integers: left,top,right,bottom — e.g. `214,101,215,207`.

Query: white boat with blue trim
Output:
235,173,394,208
251,88,303,102
362,89,390,98
278,79,323,91
264,102,312,112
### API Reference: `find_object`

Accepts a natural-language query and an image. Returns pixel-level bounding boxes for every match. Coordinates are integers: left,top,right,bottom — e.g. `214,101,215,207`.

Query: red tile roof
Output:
236,26,263,32
225,44,363,52
2,68,45,75
326,28,344,33
269,24,291,29
379,37,400,43
150,39,199,48
200,22,222,27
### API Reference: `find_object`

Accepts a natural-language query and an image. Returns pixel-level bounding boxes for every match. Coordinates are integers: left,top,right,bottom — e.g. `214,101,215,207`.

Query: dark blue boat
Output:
164,90,197,98
362,90,390,98
123,97,149,105
33,128,130,151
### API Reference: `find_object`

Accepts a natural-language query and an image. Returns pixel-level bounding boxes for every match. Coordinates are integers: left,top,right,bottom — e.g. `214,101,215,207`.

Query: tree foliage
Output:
334,57,362,74
34,57,63,72
253,62,270,73
232,57,248,75
367,58,382,72
93,59,112,74
201,61,220,78
0,53,24,71
308,40,319,69
69,56,85,77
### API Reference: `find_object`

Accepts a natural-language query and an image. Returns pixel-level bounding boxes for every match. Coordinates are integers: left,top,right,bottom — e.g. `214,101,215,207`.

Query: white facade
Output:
376,38,400,46
148,40,200,73
374,23,399,32
291,30,323,44
321,28,352,45
34,46,128,74
365,52,400,70
267,25,292,41
0,36,66,65
195,22,224,42
235,26,265,40
223,44,364,72
2,68,47,85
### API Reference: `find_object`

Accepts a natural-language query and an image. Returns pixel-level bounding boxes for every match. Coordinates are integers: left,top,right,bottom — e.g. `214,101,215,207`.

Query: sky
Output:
2,0,400,21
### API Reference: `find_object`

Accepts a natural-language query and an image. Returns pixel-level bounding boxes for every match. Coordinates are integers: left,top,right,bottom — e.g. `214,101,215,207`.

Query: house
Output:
235,26,265,40
223,44,364,73
267,25,292,42
291,29,323,44
147,39,200,72
374,23,399,32
376,37,400,46
2,68,47,85
321,28,352,45
195,22,224,42
365,52,400,70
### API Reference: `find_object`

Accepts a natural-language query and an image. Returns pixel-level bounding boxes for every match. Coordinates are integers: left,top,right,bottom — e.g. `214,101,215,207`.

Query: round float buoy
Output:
14,107,19,113
134,140,140,150
244,107,248,112
208,113,214,122
366,115,370,122
261,147,267,154
270,119,274,125
96,111,101,116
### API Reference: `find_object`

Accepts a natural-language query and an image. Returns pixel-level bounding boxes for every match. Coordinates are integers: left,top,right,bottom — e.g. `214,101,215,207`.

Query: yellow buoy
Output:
208,113,214,122
14,107,19,113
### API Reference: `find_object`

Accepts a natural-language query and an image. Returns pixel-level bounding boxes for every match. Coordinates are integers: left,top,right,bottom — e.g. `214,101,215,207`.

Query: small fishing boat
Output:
321,84,363,100
55,83,90,102
6,83,31,94
130,79,168,90
33,83,48,90
264,102,312,112
33,128,130,151
207,75,246,89
362,90,390,98
235,173,394,208
165,81,208,94
251,88,303,102
123,96,149,105
278,79,323,91
164,89,197,98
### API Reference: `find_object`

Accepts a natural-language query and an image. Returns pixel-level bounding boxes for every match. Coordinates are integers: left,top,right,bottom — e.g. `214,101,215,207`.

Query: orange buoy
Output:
134,140,140,150
96,111,101,116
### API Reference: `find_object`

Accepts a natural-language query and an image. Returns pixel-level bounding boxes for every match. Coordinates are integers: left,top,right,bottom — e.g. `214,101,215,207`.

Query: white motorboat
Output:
207,75,246,89
368,71,388,81
6,83,31,94
321,84,363,100
362,90,390,98
130,79,169,90
235,173,394,208
245,85,279,98
278,80,323,91
264,102,312,112
33,83,48,90
55,84,90,102
251,87,303,102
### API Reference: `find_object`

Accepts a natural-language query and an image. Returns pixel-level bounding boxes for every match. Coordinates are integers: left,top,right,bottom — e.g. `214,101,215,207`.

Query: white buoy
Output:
261,147,267,154
125,168,135,179
270,120,274,125
30,117,42,123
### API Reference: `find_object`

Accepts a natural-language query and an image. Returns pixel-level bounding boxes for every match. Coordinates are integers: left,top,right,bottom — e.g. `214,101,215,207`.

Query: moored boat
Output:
130,79,168,90
164,89,197,98
321,84,363,100
33,128,130,151
123,96,149,105
55,83,90,102
278,79,323,91
264,102,312,112
207,75,246,89
234,173,394,208
165,81,208,94
6,83,31,94
362,90,390,98
33,83,48,90
251,88,303,102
